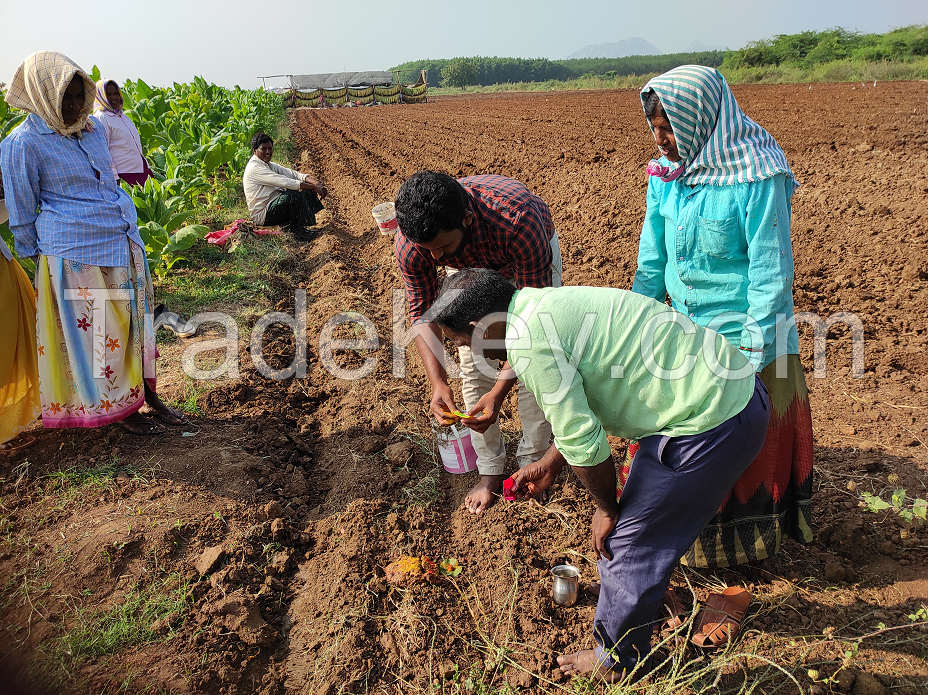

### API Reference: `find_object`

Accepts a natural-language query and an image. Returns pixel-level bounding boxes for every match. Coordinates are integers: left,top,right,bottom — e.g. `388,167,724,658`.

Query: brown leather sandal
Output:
587,584,687,632
691,587,751,648
660,588,686,632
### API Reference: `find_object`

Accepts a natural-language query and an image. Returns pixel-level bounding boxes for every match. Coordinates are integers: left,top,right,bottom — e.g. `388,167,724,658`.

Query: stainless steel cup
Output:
551,564,580,607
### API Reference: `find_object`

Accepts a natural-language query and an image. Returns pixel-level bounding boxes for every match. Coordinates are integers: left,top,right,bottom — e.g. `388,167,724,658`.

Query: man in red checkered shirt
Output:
395,171,563,514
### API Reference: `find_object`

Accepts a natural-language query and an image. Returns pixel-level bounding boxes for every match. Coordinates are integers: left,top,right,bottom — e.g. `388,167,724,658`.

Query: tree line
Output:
393,25,927,88
391,53,725,88
722,25,927,69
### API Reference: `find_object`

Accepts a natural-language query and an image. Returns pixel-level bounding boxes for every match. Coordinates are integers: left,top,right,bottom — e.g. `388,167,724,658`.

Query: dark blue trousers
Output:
264,189,324,229
594,376,770,672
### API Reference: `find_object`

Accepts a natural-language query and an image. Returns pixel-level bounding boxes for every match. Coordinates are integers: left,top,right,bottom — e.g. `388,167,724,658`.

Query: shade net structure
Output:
276,70,428,108
290,72,395,90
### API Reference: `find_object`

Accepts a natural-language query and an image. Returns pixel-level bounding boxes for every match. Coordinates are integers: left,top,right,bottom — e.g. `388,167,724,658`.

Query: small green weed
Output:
261,541,283,567
168,376,207,416
43,457,129,496
859,487,927,524
58,573,189,664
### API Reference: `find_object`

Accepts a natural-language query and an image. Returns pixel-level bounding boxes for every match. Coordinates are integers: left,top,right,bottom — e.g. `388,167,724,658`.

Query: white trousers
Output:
451,231,563,476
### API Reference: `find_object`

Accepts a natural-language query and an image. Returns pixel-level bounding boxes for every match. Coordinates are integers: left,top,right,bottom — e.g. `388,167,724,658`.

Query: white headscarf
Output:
4,51,96,136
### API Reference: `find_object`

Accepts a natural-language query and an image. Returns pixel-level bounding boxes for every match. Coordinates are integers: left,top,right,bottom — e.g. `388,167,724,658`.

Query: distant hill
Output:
684,40,727,52
567,37,662,59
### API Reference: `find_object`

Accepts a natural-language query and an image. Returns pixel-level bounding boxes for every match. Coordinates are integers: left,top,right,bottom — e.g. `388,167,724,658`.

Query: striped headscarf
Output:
93,79,121,114
4,51,96,136
641,65,797,192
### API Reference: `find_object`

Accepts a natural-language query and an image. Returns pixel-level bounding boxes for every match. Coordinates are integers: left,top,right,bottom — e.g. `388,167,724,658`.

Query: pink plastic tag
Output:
502,477,515,501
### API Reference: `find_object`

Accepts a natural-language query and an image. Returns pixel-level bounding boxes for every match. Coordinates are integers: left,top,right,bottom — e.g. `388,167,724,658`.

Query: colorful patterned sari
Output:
681,355,814,568
619,356,814,568
0,255,40,442
35,241,156,428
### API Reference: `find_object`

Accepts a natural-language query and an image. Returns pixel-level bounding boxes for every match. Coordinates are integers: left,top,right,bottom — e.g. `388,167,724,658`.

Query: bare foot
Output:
464,474,505,514
556,650,623,683
119,412,165,436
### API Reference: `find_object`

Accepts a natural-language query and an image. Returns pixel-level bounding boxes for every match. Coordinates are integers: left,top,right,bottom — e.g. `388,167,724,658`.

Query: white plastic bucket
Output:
372,202,399,235
438,425,478,474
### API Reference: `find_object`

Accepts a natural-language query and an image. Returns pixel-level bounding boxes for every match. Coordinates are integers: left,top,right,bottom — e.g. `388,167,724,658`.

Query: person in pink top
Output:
93,79,153,186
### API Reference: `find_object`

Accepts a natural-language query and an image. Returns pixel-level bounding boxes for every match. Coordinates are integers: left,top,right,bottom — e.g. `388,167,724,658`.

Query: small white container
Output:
372,202,399,235
437,424,478,474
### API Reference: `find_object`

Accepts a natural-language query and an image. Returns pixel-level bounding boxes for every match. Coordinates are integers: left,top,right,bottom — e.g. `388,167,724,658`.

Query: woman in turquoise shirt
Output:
632,65,813,569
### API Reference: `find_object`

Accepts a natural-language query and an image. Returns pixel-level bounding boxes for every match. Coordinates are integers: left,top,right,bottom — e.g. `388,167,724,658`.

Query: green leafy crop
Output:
860,488,927,524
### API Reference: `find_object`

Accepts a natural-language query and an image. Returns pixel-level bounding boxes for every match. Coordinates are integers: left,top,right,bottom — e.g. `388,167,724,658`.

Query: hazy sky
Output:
1,0,924,89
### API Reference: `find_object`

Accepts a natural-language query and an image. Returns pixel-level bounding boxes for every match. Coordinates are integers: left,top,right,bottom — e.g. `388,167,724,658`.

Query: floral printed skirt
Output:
35,241,157,428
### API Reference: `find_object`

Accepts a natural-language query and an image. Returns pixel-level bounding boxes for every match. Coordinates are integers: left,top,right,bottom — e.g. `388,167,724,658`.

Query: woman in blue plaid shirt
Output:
1,51,187,435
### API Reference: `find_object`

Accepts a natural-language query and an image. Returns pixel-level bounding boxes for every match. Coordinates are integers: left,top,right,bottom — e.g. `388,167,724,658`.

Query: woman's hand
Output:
590,507,619,561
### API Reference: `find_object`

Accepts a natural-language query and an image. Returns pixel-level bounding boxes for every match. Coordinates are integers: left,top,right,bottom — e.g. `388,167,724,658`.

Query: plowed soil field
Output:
2,83,927,695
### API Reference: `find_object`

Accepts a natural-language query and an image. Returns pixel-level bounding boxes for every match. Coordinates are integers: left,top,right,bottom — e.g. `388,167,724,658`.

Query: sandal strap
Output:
661,589,686,630
691,622,734,647
691,589,750,648
702,591,750,621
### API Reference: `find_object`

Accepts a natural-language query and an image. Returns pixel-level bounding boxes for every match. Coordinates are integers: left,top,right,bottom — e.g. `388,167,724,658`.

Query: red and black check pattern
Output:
395,175,555,324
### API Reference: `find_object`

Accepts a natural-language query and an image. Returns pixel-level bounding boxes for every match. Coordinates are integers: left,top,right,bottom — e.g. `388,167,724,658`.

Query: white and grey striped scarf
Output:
641,65,797,193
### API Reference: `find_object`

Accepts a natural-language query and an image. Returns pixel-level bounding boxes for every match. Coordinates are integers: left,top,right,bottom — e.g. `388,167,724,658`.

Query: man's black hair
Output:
642,90,666,121
394,170,468,243
432,268,516,334
251,132,273,151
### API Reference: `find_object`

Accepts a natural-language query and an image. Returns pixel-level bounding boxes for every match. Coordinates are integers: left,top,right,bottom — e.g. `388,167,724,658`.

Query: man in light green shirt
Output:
431,268,770,681
505,282,755,464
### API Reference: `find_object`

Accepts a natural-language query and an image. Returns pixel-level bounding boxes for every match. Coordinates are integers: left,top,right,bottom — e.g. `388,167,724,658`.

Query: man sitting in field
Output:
431,268,770,681
394,171,562,514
